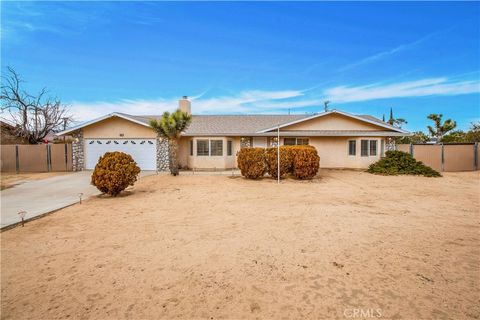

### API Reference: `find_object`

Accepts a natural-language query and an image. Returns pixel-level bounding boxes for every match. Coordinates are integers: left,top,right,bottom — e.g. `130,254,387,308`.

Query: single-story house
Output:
57,97,409,171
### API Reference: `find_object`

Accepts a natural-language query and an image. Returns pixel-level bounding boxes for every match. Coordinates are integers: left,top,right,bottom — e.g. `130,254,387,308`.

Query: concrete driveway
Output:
1,171,156,229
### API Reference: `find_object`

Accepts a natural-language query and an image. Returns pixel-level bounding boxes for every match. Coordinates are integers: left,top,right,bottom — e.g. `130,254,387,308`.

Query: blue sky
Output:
2,1,479,132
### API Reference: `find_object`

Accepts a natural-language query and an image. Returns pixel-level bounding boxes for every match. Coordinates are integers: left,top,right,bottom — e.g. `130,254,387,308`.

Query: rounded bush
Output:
237,148,266,179
265,146,294,178
292,146,320,179
91,151,141,196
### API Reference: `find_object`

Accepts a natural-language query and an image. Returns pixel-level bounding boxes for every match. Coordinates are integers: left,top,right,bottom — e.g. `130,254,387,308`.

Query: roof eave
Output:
182,131,409,137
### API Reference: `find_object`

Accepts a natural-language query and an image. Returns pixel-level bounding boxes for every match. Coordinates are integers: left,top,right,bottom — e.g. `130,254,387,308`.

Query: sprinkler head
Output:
17,211,27,226
18,211,27,219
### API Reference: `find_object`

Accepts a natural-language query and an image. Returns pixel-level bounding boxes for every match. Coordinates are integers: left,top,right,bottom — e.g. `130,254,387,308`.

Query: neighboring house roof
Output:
0,120,15,130
56,110,409,136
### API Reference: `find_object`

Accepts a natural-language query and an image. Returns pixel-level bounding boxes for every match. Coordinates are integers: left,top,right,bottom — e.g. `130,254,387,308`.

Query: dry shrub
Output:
265,146,294,178
237,148,266,179
248,145,320,180
91,151,141,196
291,146,320,179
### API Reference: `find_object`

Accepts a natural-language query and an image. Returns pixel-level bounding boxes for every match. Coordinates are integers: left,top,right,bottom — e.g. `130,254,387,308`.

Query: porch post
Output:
277,124,280,184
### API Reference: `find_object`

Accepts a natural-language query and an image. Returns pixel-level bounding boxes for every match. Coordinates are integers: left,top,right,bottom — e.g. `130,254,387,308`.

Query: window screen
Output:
361,140,369,156
210,140,223,156
189,140,193,156
348,140,356,156
227,140,233,156
197,140,209,156
284,138,296,145
297,138,309,145
369,140,377,156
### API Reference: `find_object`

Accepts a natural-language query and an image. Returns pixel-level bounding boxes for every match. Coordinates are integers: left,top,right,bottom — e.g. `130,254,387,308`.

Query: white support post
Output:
277,124,280,184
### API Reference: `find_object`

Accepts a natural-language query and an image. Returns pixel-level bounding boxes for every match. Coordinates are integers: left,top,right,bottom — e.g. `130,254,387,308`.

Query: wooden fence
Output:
0,144,72,173
396,143,478,172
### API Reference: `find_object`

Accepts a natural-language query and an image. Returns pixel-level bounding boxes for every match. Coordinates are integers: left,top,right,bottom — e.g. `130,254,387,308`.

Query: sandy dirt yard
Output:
1,170,479,319
1,172,68,190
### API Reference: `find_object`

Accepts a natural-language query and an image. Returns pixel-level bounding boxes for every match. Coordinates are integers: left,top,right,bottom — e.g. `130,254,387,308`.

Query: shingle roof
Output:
57,110,408,136
125,113,310,135
357,114,389,125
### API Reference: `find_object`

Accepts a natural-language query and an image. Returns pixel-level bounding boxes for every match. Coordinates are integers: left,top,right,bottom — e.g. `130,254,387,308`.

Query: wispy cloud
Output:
337,30,446,72
69,76,479,122
69,89,307,121
324,78,480,103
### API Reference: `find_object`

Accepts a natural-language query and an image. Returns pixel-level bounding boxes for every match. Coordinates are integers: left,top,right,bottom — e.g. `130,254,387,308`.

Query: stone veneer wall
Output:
386,137,396,151
156,136,170,171
72,129,84,171
267,137,279,147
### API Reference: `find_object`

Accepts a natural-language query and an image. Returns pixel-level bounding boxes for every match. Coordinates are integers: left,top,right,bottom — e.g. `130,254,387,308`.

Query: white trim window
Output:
284,137,309,145
196,139,223,156
369,140,377,156
227,140,233,156
348,140,356,156
210,140,223,156
197,140,209,156
360,140,378,157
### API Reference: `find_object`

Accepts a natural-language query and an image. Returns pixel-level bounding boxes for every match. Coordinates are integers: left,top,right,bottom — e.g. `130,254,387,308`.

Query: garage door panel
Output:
85,139,156,170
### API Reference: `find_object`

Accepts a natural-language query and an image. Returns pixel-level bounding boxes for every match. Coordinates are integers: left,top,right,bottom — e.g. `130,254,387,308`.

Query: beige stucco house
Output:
58,97,409,171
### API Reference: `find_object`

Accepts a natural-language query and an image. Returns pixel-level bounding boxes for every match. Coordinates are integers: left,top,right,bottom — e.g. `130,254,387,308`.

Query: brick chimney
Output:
178,96,191,115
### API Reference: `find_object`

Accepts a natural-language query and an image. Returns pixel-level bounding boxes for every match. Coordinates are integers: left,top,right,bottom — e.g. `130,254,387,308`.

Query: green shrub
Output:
265,146,294,178
367,150,441,177
291,146,320,179
91,151,141,196
237,148,266,179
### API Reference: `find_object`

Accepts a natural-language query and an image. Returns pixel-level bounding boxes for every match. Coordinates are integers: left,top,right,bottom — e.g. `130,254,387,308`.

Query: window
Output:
297,138,309,145
284,138,296,145
227,140,233,156
359,140,377,156
361,140,369,157
197,140,209,156
284,138,309,145
210,140,223,156
189,140,193,156
348,140,356,156
369,140,377,156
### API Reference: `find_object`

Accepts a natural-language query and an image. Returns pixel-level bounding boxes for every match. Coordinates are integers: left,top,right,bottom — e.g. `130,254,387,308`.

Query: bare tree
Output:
1,67,72,144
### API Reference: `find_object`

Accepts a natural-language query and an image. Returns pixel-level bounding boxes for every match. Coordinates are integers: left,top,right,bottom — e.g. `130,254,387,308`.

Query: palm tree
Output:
149,109,192,176
427,114,456,142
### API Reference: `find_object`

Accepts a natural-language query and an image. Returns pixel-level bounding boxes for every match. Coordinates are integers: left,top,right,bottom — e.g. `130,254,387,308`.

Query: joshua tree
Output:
149,109,192,176
427,114,456,142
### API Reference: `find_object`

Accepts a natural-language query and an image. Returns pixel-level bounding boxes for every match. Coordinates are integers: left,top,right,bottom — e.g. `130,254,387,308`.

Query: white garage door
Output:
85,139,156,170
